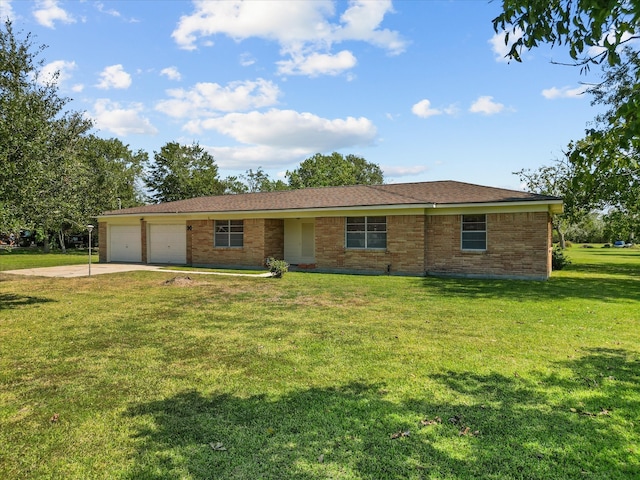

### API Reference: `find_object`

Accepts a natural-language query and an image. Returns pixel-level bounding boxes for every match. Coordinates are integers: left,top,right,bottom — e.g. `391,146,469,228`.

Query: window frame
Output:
461,214,487,251
214,219,244,248
345,216,387,250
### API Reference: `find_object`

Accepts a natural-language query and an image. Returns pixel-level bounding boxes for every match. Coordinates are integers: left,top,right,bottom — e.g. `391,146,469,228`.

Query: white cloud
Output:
412,99,458,118
382,165,429,177
443,104,460,115
95,2,121,18
411,99,442,118
1,0,15,21
96,64,132,90
489,27,524,62
239,52,256,67
277,50,357,76
71,83,84,93
334,0,405,54
33,0,75,28
541,85,588,99
160,66,182,81
156,78,280,118
90,99,158,136
469,96,505,115
204,144,312,169
38,60,76,86
171,0,405,77
185,109,377,153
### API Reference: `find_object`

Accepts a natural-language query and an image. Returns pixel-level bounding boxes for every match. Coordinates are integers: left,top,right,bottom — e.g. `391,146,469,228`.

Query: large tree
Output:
0,20,92,243
286,152,384,189
145,142,224,203
493,1,639,67
567,50,640,216
80,135,147,212
514,160,580,248
495,1,640,237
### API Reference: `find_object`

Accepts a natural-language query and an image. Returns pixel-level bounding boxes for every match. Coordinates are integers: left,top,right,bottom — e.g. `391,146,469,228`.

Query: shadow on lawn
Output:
123,349,639,479
421,273,640,303
0,292,55,310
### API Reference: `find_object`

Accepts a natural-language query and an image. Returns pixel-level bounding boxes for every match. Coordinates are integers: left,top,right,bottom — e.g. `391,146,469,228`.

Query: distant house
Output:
97,180,562,280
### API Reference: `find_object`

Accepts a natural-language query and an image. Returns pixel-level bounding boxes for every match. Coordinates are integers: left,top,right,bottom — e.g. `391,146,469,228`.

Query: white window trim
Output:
345,216,387,250
461,214,487,251
214,219,244,248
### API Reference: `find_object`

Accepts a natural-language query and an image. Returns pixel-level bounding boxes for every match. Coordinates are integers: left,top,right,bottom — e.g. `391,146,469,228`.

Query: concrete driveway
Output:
1,264,166,278
2,263,273,278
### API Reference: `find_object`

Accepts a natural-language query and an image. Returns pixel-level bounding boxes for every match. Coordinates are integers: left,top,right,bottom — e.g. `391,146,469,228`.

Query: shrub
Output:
265,257,289,278
552,246,571,270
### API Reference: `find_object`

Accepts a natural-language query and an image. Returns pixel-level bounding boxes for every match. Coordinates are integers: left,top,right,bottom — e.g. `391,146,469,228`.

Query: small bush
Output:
265,257,289,278
552,246,571,270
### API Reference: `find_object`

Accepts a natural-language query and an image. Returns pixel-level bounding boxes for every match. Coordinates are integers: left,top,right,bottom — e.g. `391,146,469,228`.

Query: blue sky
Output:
2,0,603,190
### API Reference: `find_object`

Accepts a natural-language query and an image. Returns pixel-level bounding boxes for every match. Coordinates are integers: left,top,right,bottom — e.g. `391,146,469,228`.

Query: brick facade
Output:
98,222,107,263
425,212,552,279
314,215,426,275
188,218,284,268
103,211,553,279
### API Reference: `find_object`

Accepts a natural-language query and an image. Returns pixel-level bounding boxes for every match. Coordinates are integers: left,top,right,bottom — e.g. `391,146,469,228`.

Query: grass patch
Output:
0,248,639,478
0,248,98,271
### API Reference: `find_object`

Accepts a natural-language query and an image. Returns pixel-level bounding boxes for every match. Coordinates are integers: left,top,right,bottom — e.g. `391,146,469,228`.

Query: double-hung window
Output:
346,216,387,249
214,220,243,247
461,214,486,250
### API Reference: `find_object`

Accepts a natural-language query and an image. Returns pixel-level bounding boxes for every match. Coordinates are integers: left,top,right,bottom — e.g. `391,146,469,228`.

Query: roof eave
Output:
97,198,563,220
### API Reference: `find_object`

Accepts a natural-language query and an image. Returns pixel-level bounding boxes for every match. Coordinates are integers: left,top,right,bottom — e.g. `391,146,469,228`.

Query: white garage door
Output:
149,224,186,264
109,225,142,263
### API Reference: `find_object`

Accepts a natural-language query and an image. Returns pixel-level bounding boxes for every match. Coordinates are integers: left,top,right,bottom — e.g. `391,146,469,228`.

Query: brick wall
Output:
140,221,147,264
264,219,284,260
425,212,552,279
189,218,283,268
314,215,426,275
98,222,107,262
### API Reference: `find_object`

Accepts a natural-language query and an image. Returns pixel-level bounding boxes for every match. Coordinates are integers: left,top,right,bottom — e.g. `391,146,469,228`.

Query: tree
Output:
514,160,579,248
241,167,288,193
0,21,92,247
80,135,147,211
145,142,224,203
495,2,640,237
493,1,639,67
286,152,384,189
566,49,640,216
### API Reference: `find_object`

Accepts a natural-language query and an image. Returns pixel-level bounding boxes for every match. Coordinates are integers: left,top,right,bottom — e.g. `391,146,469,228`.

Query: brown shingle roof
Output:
100,180,561,216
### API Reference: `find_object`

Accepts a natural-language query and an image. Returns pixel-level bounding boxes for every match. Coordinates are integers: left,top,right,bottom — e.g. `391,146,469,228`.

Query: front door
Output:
284,219,315,264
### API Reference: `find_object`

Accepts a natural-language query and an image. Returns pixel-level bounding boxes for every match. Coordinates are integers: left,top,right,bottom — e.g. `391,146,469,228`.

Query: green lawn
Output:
0,246,638,479
0,248,98,271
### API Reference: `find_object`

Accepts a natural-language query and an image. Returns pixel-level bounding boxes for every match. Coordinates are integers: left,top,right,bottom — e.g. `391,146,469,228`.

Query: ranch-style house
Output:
97,180,563,280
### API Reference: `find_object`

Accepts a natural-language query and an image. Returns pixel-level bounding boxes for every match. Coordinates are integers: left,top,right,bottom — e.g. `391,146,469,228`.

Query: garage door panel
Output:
110,226,142,262
149,225,186,264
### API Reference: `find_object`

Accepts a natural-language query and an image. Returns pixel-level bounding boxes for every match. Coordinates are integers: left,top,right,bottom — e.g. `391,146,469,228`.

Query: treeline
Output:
0,21,382,249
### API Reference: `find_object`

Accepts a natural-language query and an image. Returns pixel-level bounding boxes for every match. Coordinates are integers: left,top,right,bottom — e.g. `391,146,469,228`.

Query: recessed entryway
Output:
284,219,315,265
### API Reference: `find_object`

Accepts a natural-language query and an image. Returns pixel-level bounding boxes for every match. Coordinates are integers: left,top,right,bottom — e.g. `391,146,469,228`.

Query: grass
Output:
0,248,98,271
0,246,639,479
